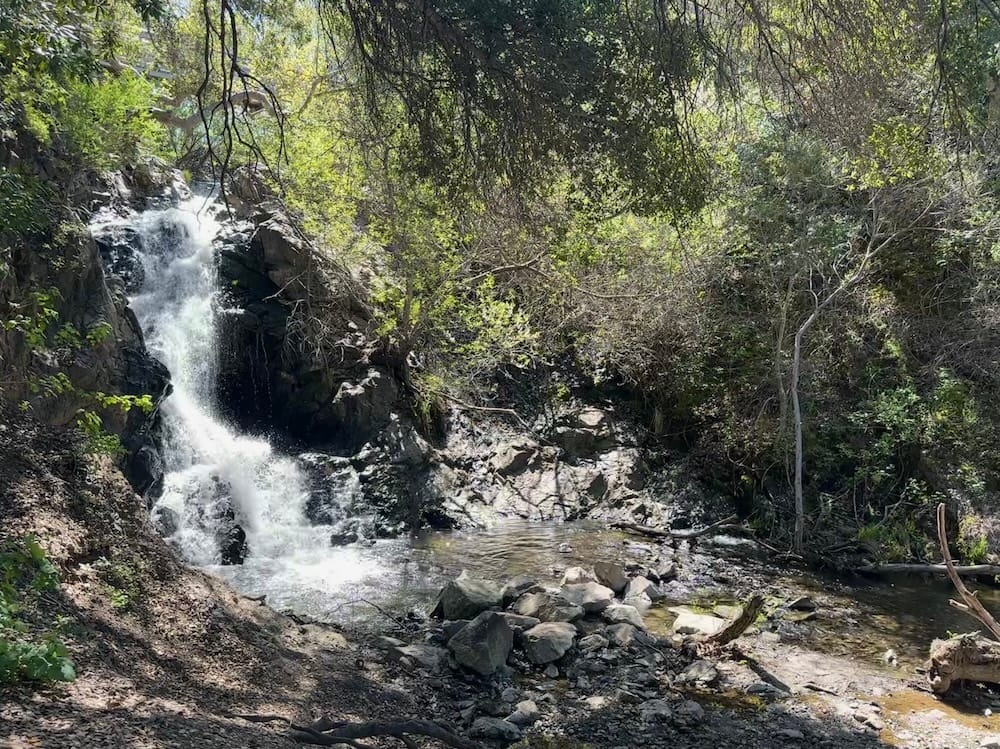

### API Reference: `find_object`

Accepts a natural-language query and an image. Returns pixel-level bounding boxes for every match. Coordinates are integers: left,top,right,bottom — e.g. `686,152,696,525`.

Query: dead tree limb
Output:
937,502,1000,640
706,595,766,646
613,514,741,540
230,714,482,749
856,562,1000,577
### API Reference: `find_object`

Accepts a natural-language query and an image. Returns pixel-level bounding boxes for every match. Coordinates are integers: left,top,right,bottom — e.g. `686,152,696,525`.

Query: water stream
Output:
94,195,997,670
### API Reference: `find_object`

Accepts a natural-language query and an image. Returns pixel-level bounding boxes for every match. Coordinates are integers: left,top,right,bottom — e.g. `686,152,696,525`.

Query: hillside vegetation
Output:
5,0,1000,564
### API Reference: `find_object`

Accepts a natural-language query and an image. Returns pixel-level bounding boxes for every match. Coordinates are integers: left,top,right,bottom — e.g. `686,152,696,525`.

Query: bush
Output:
0,535,76,683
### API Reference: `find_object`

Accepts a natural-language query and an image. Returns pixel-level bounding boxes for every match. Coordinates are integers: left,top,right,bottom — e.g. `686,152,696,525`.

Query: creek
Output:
94,194,996,678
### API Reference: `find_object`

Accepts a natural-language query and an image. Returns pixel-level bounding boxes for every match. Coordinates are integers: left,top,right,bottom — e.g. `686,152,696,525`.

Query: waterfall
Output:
92,192,376,610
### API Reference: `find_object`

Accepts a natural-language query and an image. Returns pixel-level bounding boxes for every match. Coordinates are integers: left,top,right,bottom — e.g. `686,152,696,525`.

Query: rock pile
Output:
372,564,707,744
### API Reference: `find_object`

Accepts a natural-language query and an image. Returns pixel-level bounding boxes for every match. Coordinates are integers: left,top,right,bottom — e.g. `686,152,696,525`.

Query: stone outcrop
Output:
447,612,514,675
0,156,174,497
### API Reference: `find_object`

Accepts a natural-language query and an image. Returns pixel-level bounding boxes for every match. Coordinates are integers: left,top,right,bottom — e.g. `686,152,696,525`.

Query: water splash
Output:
95,194,372,588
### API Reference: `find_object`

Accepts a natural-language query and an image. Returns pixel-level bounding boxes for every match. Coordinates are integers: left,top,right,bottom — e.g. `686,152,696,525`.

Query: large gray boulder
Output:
431,571,503,620
560,582,615,613
593,562,629,594
523,622,578,664
561,566,596,585
625,575,664,601
512,591,584,622
602,603,645,629
447,611,514,675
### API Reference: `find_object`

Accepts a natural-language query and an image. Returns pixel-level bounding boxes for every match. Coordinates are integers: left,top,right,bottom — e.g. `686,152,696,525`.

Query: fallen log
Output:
613,514,741,541
927,632,1000,693
857,563,1000,577
706,594,765,647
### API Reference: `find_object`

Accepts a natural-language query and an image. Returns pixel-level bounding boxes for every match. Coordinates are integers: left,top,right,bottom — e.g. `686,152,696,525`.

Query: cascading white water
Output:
92,192,378,609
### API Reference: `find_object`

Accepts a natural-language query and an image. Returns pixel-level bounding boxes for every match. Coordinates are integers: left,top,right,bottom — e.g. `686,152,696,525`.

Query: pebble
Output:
544,664,559,678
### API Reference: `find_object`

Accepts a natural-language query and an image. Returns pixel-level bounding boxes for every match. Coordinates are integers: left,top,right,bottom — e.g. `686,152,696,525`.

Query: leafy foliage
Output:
0,536,75,684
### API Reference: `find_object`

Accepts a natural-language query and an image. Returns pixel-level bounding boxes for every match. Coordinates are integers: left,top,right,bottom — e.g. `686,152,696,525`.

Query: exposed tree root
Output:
230,713,483,749
927,633,1000,693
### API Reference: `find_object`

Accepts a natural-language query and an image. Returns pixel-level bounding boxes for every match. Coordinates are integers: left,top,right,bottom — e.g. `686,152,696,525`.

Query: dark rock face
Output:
0,175,172,498
215,209,399,448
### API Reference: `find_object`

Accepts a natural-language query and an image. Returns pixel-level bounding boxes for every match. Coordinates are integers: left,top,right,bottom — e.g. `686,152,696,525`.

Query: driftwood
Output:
231,714,482,749
857,563,1000,577
706,594,766,646
613,514,741,541
925,502,1000,693
927,633,1000,693
936,503,1000,640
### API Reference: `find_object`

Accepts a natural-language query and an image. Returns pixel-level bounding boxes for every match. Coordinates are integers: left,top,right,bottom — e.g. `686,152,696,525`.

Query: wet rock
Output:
447,612,514,675
501,575,541,606
329,530,359,546
606,623,639,647
625,576,663,601
602,603,644,629
523,622,577,664
221,525,247,565
513,591,583,622
673,699,706,726
639,699,673,722
557,542,573,553
151,505,179,536
506,700,540,727
432,571,503,620
593,562,629,594
670,608,726,637
561,582,615,613
561,566,597,585
470,717,522,743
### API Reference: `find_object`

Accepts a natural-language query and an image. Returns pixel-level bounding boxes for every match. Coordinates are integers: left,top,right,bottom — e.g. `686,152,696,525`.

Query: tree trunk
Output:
928,633,1000,693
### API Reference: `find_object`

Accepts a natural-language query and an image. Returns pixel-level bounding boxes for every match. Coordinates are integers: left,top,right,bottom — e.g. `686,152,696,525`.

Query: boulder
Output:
625,576,664,601
561,566,597,585
499,613,541,634
669,608,726,637
470,717,522,743
432,571,503,620
523,622,577,664
602,604,645,629
506,700,540,727
447,611,514,675
512,591,584,622
574,618,606,636
593,562,629,594
560,582,615,613
501,575,541,606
